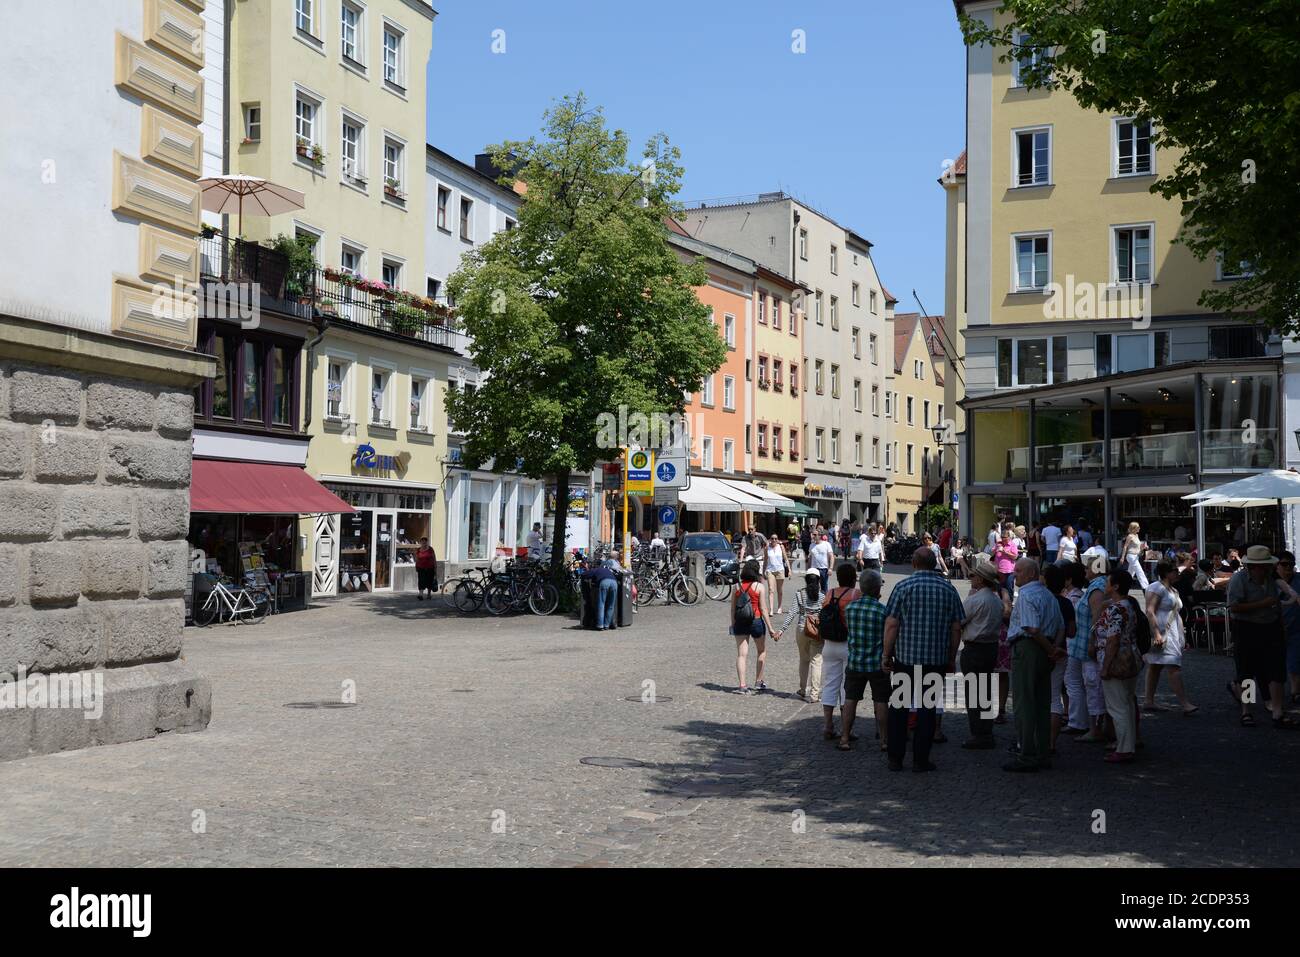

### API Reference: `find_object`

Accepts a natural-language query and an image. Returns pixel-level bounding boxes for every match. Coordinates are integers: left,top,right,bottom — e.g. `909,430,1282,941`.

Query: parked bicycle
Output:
194,578,268,626
703,555,739,602
483,558,560,616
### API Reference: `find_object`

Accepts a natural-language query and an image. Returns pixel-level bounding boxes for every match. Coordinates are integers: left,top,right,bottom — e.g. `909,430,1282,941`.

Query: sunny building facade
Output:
955,1,1283,556
885,313,951,532
750,266,811,521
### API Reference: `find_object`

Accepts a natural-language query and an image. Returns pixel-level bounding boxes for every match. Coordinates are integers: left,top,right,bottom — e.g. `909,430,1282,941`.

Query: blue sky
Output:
424,0,967,314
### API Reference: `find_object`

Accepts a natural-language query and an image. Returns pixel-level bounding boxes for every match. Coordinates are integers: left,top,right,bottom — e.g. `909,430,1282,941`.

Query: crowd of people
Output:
726,517,1300,772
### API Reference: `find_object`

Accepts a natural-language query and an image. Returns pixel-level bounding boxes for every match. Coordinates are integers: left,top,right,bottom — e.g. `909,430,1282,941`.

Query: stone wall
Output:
0,356,211,760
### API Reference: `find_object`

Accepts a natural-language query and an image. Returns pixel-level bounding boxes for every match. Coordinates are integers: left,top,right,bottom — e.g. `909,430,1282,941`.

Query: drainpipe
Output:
302,314,329,431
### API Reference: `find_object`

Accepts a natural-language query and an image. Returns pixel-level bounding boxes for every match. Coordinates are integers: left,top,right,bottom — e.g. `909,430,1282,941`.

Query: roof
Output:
682,191,874,251
938,150,967,185
426,144,522,205
882,286,898,304
891,312,947,386
664,216,691,237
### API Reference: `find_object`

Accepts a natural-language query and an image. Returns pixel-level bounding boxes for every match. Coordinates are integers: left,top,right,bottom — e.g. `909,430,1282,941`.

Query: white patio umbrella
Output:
1183,469,1300,508
197,175,305,238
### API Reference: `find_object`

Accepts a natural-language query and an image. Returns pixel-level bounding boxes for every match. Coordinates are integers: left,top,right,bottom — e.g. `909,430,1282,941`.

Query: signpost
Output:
627,449,654,496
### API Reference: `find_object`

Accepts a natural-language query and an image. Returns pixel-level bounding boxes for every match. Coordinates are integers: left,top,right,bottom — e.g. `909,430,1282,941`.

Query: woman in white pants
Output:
818,564,859,740
1123,522,1149,590
1092,568,1143,762
776,572,825,702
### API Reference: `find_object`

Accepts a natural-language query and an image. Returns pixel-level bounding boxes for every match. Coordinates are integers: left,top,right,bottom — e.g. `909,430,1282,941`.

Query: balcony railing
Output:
1201,428,1279,470
1111,431,1197,475
198,233,313,320
316,268,467,352
997,428,1280,482
1035,440,1105,479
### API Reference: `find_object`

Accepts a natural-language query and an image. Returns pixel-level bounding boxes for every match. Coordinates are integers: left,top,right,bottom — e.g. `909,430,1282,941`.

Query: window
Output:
854,434,862,467
872,438,880,468
907,444,915,475
773,359,783,391
383,137,405,198
437,186,450,230
757,424,768,456
915,359,925,380
1114,225,1153,283
996,336,1068,387
504,217,516,231
815,291,824,325
831,430,841,464
830,244,838,274
196,329,300,430
409,376,428,431
757,355,768,385
381,259,401,289
773,427,783,458
701,375,714,406
340,243,363,277
870,289,879,314
1217,250,1255,281
757,294,766,324
341,116,364,183
790,364,798,395
1014,127,1050,186
884,441,892,470
830,295,839,330
814,360,824,394
851,327,860,358
295,0,315,36
884,390,892,417
799,229,807,260
938,403,944,426
772,296,782,330
1095,332,1166,375
459,197,473,240
341,2,364,65
242,104,261,142
789,429,799,460
851,282,860,307
853,378,862,411
723,439,735,474
869,333,878,365
383,24,405,89
745,359,752,382
370,368,392,425
240,342,263,422
923,400,931,428
871,384,879,415
723,375,735,411
1209,325,1267,360
701,436,713,471
1014,233,1050,291
815,429,825,462
295,93,320,154
724,314,736,348
326,358,352,420
1115,118,1154,176
830,364,840,398
906,396,914,425
1012,31,1051,86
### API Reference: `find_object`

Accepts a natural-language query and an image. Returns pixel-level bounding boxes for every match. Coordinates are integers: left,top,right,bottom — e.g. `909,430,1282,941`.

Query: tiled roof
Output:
892,311,948,387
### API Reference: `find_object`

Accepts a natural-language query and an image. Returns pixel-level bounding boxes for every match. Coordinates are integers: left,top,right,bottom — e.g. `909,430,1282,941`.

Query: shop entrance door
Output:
373,509,396,590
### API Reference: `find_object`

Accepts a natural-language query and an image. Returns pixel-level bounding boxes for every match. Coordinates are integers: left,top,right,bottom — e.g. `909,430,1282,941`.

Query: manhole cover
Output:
579,757,648,769
284,701,357,709
623,695,674,703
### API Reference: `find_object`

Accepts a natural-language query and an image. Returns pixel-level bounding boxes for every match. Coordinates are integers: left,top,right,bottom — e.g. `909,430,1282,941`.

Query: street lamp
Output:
931,423,955,525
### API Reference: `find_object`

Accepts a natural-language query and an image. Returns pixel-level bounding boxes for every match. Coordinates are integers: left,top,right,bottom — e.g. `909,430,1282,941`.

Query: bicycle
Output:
444,567,493,613
704,556,739,601
194,578,267,626
484,559,560,616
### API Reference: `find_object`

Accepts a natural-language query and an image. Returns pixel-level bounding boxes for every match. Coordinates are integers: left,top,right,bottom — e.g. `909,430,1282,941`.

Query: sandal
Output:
1240,713,1256,727
1273,715,1300,730
1182,706,1199,716
836,741,852,751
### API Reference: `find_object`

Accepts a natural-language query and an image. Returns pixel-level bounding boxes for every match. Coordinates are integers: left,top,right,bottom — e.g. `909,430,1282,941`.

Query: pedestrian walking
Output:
809,534,835,593
764,533,790,616
842,569,890,752
730,564,770,694
1226,545,1300,728
1041,519,1062,565
1092,568,1144,763
958,554,1007,749
1066,553,1109,742
1142,560,1198,716
1004,558,1065,772
993,528,1019,596
882,547,964,772
775,571,826,702
1057,525,1078,565
1123,522,1150,590
922,532,949,576
1044,562,1076,756
414,537,438,600
817,563,860,740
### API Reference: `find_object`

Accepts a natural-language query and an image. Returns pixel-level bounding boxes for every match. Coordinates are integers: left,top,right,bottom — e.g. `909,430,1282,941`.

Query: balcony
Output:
316,267,467,352
1035,440,1105,479
1110,431,1196,475
198,232,313,320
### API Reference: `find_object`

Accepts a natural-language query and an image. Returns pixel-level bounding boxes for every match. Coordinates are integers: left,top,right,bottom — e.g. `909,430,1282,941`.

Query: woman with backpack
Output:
1142,560,1198,716
775,571,826,702
730,564,770,695
1090,568,1144,763
816,563,861,740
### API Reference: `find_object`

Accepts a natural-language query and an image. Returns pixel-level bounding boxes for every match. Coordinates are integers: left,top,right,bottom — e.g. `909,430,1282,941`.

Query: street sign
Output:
658,505,677,526
654,488,677,506
660,523,676,538
652,436,690,489
627,449,653,496
656,460,678,484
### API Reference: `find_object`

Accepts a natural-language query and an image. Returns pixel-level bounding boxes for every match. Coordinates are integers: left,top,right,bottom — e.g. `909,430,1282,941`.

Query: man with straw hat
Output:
1226,545,1300,729
959,554,1010,749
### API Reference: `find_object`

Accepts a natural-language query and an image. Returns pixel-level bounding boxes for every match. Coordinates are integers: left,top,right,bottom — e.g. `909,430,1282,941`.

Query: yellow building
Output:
955,1,1282,556
886,314,950,532
218,0,458,596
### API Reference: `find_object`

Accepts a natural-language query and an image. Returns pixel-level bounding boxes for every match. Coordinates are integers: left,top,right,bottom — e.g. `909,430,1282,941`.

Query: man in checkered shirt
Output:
883,546,964,772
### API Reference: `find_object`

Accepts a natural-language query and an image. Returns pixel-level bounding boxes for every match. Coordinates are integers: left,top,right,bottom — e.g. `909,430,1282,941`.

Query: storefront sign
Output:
805,484,847,498
353,442,408,475
547,486,589,518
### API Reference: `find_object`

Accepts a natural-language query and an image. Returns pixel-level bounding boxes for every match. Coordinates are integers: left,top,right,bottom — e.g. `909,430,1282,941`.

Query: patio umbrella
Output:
1183,469,1300,508
197,175,305,238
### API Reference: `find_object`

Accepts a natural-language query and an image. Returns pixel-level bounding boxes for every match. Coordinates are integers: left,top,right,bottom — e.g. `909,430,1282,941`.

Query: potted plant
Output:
318,297,339,317
200,223,218,239
296,136,310,158
384,177,403,199
310,143,325,167
267,233,318,302
385,302,425,336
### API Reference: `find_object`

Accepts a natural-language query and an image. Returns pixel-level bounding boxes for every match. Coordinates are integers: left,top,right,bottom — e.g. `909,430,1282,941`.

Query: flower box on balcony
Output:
384,179,406,201
757,378,770,391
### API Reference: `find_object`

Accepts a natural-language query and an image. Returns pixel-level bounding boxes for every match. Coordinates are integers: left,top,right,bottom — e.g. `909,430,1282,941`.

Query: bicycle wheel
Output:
633,575,656,607
484,583,511,616
452,580,482,613
528,582,559,616
704,574,731,602
249,593,270,621
194,594,221,627
673,577,701,606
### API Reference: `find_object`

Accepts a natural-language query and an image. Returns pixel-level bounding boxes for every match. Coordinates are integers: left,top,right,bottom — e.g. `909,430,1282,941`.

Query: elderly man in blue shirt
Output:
1004,557,1066,772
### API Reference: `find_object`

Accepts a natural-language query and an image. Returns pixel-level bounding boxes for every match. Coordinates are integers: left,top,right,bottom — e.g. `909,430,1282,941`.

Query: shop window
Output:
196,325,299,431
466,479,494,561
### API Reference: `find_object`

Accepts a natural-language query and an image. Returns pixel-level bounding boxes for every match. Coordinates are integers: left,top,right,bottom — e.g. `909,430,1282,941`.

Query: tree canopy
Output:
445,94,726,565
961,0,1300,333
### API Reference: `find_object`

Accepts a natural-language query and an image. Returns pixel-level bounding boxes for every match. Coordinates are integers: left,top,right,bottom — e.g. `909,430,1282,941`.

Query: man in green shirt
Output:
842,569,890,752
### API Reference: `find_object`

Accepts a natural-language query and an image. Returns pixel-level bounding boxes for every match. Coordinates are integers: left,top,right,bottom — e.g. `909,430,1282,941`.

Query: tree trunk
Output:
550,467,571,582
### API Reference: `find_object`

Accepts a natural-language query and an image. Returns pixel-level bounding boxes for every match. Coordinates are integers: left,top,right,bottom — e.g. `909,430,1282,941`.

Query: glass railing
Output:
1201,428,1280,470
1034,440,1104,478
1005,447,1030,481
1110,431,1197,474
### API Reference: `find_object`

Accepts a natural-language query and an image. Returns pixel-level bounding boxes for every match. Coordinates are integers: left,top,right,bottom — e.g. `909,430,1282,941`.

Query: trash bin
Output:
580,577,599,630
616,571,634,628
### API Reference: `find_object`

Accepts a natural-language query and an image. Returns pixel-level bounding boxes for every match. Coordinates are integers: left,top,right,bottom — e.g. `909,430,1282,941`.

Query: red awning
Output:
191,460,355,515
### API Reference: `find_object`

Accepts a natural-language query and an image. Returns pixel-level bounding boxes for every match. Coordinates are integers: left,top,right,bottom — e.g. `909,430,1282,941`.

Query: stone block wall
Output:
0,359,211,760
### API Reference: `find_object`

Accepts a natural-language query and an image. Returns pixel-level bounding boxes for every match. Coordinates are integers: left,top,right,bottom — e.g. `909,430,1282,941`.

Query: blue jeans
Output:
1045,549,1058,565
597,577,619,629
817,567,829,592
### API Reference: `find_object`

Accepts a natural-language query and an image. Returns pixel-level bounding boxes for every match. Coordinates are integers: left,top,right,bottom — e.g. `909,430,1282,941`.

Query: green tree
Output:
961,0,1300,333
445,94,726,575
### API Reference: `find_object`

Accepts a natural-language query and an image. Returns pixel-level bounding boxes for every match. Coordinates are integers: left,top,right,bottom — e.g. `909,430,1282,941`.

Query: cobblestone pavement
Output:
1,569,1298,867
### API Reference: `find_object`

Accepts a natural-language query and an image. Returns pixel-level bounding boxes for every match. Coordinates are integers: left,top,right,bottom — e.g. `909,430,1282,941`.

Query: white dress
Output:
1057,536,1078,563
1143,581,1184,665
